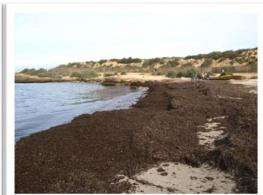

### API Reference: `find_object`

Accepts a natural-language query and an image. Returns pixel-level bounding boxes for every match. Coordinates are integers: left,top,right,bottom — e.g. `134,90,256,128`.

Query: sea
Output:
15,82,147,141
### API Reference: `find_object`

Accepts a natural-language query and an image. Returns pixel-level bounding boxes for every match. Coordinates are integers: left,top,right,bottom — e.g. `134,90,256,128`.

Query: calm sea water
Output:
15,82,147,141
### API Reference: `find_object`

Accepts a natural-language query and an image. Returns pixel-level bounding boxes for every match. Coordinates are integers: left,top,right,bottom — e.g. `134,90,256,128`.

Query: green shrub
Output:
120,71,127,75
206,52,222,60
166,69,197,78
20,68,48,76
85,60,95,64
143,58,162,67
67,62,83,67
235,57,246,64
201,58,213,68
20,68,36,74
176,69,197,78
71,72,82,78
58,64,67,68
183,63,193,68
37,72,61,78
220,70,233,76
117,57,142,64
61,72,71,77
222,50,239,59
248,57,257,67
99,59,107,64
21,68,63,78
167,59,180,67
104,72,117,77
81,71,98,78
37,73,50,77
185,48,251,60
166,71,177,78
70,71,99,79
184,69,197,77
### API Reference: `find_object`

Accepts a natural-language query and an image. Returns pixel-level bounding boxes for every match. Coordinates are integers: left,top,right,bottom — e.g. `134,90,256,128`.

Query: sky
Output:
15,8,257,71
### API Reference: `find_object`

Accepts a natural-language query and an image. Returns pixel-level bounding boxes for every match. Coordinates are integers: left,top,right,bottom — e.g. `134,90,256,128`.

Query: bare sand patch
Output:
249,89,257,94
114,162,236,193
207,116,226,122
232,73,257,79
216,95,242,100
118,73,169,81
230,79,257,87
199,122,220,130
197,116,227,150
197,130,225,148
99,72,191,83
230,79,257,94
112,115,236,193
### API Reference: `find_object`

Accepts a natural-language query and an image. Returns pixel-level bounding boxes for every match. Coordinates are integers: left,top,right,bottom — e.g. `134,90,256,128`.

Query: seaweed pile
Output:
15,80,257,193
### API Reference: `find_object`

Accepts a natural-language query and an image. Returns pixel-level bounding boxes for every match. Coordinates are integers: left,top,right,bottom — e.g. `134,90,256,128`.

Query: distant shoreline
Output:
16,48,258,85
15,72,257,85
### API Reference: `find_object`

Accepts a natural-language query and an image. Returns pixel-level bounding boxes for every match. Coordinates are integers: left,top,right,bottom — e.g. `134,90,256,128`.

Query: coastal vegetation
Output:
184,48,252,60
104,72,118,77
166,69,197,78
112,57,142,64
220,70,233,77
201,58,213,68
20,68,61,78
167,58,180,67
17,47,257,82
120,71,127,75
71,71,99,79
166,71,177,78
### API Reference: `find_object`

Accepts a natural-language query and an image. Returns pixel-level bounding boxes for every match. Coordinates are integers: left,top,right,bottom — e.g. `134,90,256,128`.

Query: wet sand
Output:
15,80,257,193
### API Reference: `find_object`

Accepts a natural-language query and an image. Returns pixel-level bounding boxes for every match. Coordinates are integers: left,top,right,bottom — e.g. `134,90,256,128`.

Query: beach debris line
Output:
15,81,257,193
112,162,236,193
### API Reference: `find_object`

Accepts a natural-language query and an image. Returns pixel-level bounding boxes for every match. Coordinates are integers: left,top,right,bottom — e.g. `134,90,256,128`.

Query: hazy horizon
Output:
15,6,257,71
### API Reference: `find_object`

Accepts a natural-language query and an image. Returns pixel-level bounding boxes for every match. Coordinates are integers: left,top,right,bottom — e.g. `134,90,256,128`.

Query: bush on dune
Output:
70,71,98,79
99,59,107,64
104,72,117,77
247,57,257,68
117,57,142,64
185,48,252,60
120,71,127,75
142,58,162,67
220,70,233,77
71,72,82,78
201,58,213,68
167,59,180,67
166,69,197,78
81,71,99,78
166,71,177,78
21,68,47,75
178,69,197,78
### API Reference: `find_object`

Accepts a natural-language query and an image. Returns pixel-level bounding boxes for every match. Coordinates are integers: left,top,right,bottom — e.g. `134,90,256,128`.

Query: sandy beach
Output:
15,79,257,193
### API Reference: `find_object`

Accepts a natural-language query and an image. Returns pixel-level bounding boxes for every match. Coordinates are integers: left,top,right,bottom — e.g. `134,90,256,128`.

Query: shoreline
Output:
15,80,257,193
15,72,257,85
15,83,148,142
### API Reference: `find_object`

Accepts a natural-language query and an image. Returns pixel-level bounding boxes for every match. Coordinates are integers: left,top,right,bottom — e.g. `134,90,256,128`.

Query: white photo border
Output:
3,2,262,194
